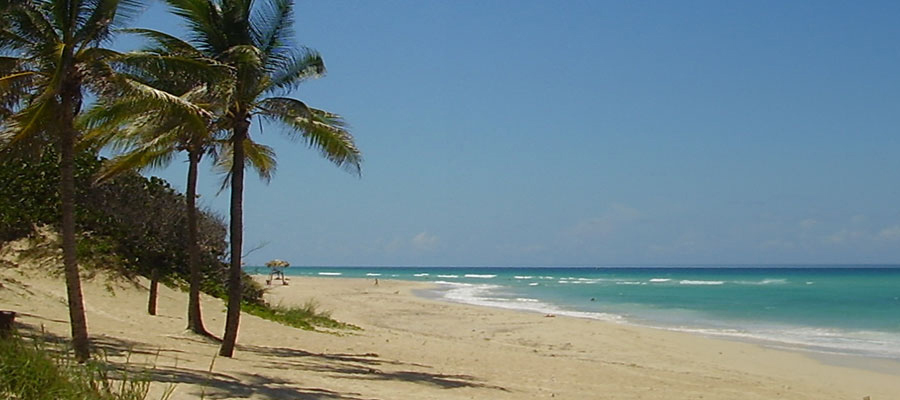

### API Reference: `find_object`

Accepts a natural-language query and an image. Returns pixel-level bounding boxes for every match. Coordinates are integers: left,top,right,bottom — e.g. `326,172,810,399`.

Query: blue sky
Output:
121,1,900,266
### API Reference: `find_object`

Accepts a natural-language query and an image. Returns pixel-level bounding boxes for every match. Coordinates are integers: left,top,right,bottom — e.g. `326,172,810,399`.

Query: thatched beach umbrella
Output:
265,259,290,268
264,259,290,286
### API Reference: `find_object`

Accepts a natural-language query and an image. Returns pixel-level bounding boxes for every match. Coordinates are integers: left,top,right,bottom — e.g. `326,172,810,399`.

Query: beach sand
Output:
1,259,898,399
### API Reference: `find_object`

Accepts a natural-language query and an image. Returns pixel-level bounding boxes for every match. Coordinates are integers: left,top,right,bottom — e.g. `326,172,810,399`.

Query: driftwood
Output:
0,311,15,338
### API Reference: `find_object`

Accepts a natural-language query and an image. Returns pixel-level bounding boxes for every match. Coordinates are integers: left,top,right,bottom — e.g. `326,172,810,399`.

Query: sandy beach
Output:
1,261,898,399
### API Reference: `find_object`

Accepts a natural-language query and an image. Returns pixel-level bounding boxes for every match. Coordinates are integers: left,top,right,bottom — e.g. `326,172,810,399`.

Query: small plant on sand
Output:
243,299,359,332
0,334,165,400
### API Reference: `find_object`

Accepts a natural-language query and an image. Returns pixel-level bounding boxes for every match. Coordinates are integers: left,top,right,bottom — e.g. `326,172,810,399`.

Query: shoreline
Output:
261,276,900,398
283,272,900,372
388,276,900,375
4,261,899,399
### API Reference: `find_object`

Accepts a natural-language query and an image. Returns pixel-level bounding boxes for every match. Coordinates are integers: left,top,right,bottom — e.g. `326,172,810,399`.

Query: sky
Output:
119,0,900,266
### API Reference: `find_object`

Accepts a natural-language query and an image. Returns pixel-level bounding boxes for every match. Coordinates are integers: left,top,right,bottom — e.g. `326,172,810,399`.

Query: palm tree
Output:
161,0,362,357
0,0,140,362
82,29,233,337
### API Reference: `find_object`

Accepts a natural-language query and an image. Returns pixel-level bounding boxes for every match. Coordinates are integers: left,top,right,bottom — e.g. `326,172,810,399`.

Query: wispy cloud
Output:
411,231,439,251
799,218,818,229
568,203,642,239
384,231,440,254
877,226,900,241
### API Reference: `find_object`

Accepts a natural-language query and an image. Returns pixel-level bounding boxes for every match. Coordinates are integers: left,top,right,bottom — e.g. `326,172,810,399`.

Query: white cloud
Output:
799,218,818,229
411,231,439,251
825,229,864,244
760,239,796,250
569,203,642,238
877,226,900,241
382,231,440,254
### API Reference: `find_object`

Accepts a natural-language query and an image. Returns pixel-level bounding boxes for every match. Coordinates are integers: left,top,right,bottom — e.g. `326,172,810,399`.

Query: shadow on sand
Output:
14,323,509,399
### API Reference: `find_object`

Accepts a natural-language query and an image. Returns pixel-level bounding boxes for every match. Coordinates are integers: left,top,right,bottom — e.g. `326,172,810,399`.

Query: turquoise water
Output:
247,266,900,360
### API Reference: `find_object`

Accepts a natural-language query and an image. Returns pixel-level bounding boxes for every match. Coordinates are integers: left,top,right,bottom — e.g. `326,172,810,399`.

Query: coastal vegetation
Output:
154,0,362,357
0,0,142,362
243,300,360,333
0,0,360,360
83,27,232,337
0,334,157,400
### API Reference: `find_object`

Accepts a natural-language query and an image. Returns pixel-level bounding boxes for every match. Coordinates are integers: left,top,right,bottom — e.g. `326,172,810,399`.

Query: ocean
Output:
245,266,900,360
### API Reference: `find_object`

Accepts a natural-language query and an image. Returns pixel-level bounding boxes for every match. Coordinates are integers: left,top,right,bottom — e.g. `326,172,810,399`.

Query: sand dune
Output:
1,258,898,399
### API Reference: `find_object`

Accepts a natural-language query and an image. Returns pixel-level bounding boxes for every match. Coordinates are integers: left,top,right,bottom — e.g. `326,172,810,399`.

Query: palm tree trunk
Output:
60,88,90,362
148,267,159,315
219,121,247,357
186,150,209,335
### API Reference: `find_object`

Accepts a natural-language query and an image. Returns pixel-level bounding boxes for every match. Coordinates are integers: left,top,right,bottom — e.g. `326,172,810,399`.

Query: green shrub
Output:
0,335,154,400
0,150,271,305
243,300,359,332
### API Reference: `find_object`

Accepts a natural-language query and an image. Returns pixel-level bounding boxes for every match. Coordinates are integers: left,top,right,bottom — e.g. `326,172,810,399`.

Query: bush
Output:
0,335,155,400
0,150,271,304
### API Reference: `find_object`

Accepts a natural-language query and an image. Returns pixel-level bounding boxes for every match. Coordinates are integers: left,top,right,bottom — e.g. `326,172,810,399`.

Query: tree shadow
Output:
352,370,510,391
118,364,378,400
11,322,510,398
238,344,510,392
239,344,429,368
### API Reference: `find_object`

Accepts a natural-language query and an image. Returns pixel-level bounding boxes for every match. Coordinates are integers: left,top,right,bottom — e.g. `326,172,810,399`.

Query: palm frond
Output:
0,70,40,117
0,98,58,158
262,47,324,95
251,0,293,55
256,97,361,175
213,137,277,189
243,139,276,182
2,4,55,49
119,28,205,58
220,44,263,68
49,0,76,38
117,76,212,120
163,0,229,54
114,51,233,93
74,0,119,46
97,139,178,183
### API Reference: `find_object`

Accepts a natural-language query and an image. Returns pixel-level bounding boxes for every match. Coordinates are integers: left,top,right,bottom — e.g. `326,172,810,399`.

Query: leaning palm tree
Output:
0,0,140,362
82,30,233,337
161,0,362,357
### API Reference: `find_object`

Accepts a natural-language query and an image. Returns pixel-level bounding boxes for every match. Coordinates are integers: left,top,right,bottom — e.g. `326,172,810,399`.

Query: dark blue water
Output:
247,266,900,359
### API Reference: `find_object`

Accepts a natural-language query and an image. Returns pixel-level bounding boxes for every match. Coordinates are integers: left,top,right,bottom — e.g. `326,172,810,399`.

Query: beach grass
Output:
0,334,161,400
243,299,360,332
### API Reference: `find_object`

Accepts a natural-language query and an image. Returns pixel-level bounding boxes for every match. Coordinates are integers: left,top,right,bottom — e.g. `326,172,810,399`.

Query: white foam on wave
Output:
616,281,644,285
555,277,627,285
413,273,429,277
663,325,900,360
649,278,671,283
528,282,539,286
434,281,623,323
735,279,787,285
514,276,534,279
318,272,342,276
679,280,724,285
465,274,497,279
432,280,468,286
365,273,381,277
437,274,459,278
